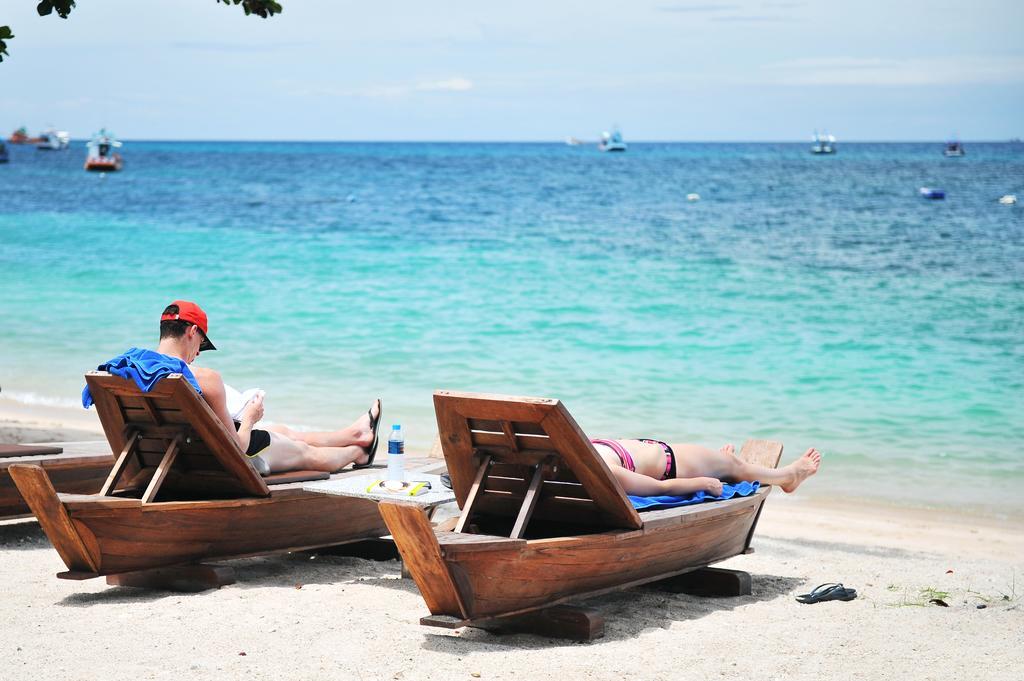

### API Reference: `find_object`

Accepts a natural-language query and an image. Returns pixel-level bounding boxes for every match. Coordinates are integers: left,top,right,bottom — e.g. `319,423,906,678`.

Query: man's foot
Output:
719,443,735,457
353,399,382,467
780,447,821,493
351,400,380,449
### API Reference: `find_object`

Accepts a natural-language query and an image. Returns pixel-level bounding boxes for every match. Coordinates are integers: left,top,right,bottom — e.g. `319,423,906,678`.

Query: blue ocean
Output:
1,141,1022,511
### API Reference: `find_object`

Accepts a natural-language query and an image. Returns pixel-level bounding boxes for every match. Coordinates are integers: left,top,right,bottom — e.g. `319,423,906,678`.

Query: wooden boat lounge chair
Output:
379,390,784,640
8,371,417,590
1,442,113,520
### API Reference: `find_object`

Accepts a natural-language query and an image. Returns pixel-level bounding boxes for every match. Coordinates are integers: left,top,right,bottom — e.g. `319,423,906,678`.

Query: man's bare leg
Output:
264,400,379,449
258,431,368,473
669,442,822,493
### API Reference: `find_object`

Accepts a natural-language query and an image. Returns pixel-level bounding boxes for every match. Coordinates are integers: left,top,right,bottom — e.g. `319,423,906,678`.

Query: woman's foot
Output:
353,399,382,467
780,447,821,493
719,443,735,457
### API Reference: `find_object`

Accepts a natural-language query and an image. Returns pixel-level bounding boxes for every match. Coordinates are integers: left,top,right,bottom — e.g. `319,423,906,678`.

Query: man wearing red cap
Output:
156,300,381,475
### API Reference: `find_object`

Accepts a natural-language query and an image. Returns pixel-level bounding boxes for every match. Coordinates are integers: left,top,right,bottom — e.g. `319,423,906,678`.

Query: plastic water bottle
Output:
387,424,405,482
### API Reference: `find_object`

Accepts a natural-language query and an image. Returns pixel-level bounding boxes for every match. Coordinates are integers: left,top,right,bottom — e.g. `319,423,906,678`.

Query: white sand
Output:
0,397,104,444
1,402,1022,681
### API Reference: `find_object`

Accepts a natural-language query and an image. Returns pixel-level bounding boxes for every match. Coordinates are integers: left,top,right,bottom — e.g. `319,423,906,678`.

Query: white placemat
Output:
303,473,456,507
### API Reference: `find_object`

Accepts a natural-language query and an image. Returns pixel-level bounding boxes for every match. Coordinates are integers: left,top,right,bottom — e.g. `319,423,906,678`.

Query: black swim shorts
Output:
245,429,271,456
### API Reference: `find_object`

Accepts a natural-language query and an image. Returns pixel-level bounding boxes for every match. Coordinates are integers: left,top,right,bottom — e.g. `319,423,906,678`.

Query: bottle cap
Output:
392,424,400,430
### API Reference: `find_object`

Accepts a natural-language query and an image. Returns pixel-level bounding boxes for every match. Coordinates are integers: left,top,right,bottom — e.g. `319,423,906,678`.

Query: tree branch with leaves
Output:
1,1,282,63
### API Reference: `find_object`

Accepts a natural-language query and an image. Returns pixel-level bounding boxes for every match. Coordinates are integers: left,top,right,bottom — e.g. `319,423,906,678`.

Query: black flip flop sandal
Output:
796,582,858,604
352,399,382,469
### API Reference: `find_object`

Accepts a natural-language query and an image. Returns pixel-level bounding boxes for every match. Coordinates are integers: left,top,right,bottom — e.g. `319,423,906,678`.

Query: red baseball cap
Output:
160,300,216,351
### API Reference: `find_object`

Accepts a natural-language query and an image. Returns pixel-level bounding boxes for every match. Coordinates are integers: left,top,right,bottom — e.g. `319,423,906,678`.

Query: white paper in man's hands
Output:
224,384,266,421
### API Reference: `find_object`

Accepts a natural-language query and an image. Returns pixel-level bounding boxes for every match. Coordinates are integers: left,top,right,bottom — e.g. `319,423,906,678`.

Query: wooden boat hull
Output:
383,488,769,622
10,465,390,579
0,448,113,519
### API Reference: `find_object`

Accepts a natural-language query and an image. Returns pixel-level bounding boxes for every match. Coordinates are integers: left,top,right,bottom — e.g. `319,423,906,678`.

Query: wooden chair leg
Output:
141,435,181,504
652,567,752,597
510,458,548,539
454,454,491,534
106,564,236,592
99,431,139,496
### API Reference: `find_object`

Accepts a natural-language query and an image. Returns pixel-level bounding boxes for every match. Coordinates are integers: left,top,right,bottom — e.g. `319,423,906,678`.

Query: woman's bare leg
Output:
669,442,822,493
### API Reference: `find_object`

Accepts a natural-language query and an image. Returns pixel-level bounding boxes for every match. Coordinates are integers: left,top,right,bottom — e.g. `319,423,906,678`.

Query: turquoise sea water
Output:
1,141,1022,511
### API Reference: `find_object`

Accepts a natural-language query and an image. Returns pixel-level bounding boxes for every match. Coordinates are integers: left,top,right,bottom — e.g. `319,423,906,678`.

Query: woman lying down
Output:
590,437,821,497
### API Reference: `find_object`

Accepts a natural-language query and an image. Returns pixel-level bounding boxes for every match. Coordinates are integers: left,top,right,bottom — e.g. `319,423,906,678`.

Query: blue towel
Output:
628,480,760,511
82,347,201,408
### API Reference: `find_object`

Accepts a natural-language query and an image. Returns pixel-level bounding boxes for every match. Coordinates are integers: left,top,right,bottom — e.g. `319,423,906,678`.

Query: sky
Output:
1,0,1022,141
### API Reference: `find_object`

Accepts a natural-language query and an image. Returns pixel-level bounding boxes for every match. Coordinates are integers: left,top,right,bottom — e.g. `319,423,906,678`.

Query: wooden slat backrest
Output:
434,390,642,530
85,371,269,499
739,439,784,470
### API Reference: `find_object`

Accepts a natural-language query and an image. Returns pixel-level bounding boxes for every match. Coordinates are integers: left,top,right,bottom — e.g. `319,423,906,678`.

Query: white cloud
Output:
762,56,1024,86
415,77,474,92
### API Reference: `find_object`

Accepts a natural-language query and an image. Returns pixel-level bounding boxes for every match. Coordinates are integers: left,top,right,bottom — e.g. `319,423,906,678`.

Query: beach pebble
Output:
977,604,987,609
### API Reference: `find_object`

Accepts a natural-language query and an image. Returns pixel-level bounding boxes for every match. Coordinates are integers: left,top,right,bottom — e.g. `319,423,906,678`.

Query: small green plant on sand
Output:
890,586,949,607
996,571,1018,602
891,573,1019,608
920,587,950,601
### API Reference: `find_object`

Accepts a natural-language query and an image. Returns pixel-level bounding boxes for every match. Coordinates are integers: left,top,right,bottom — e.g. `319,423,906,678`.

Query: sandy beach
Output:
4,2,1020,679
2,401,1021,681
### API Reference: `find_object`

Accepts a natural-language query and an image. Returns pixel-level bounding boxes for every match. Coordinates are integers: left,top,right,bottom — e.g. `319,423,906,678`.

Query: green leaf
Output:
37,1,76,19
215,0,283,19
54,1,77,19
0,26,14,39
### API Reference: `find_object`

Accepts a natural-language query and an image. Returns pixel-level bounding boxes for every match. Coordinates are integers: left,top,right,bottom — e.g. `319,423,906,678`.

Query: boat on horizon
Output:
598,127,627,152
37,128,70,151
943,139,965,157
811,131,836,154
84,129,123,172
7,126,43,145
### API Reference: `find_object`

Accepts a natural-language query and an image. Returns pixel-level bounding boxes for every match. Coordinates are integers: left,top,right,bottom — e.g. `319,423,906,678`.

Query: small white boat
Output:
598,128,627,152
686,193,701,202
565,137,582,146
37,129,70,151
919,187,946,200
999,194,1017,205
811,131,836,154
943,140,965,157
84,128,123,172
